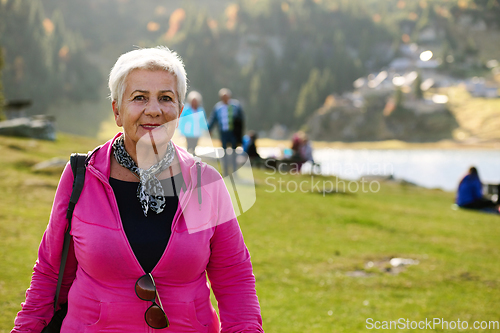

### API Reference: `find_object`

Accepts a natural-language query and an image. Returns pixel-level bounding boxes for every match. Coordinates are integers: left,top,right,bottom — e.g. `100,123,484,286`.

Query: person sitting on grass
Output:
456,166,498,212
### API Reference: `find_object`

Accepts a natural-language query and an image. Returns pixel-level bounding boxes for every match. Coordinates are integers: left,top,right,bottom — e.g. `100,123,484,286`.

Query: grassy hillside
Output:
447,86,500,142
1,134,499,332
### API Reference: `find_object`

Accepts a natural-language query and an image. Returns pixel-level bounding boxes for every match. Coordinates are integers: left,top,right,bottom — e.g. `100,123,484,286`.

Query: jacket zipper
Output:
196,161,202,211
87,159,202,275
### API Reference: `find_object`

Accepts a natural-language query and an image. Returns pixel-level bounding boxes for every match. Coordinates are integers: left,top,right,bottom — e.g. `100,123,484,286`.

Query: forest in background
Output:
0,0,499,137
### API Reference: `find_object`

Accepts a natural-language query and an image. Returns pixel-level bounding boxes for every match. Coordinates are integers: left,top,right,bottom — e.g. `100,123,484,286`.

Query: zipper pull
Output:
196,161,202,211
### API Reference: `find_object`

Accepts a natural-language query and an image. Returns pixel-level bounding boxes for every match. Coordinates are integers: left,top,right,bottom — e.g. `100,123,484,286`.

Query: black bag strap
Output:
53,153,87,312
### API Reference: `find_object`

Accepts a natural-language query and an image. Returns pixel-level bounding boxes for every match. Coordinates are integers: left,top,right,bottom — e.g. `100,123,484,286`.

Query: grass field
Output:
1,134,499,332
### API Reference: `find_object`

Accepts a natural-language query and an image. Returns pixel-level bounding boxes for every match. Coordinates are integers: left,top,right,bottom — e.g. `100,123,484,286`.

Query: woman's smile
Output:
112,68,181,160
141,124,162,131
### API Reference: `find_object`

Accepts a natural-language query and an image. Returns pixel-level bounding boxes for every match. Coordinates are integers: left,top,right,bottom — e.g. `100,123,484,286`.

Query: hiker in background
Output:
243,130,261,163
456,166,499,211
291,132,304,162
300,134,314,164
179,90,207,155
290,131,306,171
208,88,244,176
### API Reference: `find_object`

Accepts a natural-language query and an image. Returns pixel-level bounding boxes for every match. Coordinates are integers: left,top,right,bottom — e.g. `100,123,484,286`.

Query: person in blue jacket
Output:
456,167,498,210
208,88,244,176
179,91,208,155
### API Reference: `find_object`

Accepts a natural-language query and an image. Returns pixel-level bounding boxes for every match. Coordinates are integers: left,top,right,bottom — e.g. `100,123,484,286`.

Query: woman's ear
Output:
176,103,184,128
178,103,184,118
112,100,122,127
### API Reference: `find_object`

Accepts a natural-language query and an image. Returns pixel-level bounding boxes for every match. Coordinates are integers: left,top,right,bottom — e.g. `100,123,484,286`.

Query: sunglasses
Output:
135,273,169,329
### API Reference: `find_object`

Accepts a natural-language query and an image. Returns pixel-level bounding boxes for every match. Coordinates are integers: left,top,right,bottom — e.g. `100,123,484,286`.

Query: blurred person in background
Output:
290,131,307,172
179,90,207,155
456,166,498,212
208,88,244,176
243,130,261,163
12,46,263,333
290,132,303,162
300,134,314,164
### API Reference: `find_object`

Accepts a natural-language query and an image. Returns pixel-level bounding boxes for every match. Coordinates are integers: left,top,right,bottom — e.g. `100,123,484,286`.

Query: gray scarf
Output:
112,135,175,216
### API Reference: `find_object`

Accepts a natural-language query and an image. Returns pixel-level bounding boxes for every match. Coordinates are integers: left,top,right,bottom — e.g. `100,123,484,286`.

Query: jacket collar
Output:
173,140,201,191
87,132,200,190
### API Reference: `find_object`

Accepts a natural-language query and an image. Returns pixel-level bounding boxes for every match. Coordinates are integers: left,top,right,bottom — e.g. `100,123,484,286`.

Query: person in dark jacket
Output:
208,88,244,176
243,131,260,159
456,167,498,210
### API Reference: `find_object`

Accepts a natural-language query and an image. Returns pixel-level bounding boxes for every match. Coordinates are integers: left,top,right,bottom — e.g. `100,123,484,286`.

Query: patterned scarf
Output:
112,135,175,216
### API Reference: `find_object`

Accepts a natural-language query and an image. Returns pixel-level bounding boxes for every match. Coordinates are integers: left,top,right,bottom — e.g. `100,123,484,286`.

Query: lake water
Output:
259,148,500,192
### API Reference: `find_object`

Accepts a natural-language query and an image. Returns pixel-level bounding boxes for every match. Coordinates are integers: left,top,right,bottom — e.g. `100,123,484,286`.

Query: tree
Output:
394,87,404,110
163,0,391,131
473,0,500,29
414,73,423,100
294,68,335,126
0,0,102,130
0,46,4,120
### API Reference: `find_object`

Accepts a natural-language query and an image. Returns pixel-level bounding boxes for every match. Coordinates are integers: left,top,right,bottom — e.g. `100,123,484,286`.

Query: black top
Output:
109,172,186,273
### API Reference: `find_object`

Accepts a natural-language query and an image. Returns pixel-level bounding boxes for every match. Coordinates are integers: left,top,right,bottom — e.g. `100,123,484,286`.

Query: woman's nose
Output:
144,99,162,117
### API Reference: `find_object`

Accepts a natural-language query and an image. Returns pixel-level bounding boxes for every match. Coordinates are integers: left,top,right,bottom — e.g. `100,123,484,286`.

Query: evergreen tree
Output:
162,0,393,131
473,0,500,29
0,0,101,118
395,87,404,110
414,73,423,100
294,68,335,125
0,46,4,120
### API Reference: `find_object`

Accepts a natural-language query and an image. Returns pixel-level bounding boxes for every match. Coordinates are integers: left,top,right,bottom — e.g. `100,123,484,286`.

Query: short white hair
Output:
218,88,232,98
187,91,203,106
108,46,187,110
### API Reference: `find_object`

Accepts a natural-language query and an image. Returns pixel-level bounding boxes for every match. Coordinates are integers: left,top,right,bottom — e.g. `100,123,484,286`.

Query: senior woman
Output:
12,47,263,332
179,91,208,155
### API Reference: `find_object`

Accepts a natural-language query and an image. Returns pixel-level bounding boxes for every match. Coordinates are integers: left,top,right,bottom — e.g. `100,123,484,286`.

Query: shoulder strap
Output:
53,153,87,311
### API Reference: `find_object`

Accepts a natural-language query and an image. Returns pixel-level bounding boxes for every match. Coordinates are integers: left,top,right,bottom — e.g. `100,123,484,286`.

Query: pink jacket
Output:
13,133,263,332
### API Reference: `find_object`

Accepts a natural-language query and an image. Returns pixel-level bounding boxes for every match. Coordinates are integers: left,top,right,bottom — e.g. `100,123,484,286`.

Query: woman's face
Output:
190,98,199,110
113,69,181,151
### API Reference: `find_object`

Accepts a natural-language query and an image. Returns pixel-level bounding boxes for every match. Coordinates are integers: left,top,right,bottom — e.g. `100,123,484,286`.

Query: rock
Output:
0,115,56,141
345,270,372,277
32,158,67,172
390,258,419,267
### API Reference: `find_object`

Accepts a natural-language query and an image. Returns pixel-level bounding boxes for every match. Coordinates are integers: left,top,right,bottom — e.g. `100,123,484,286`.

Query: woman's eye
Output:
133,95,146,101
160,95,173,102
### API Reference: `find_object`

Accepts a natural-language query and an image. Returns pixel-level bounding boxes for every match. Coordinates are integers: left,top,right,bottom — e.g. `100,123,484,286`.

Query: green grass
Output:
1,134,499,332
0,133,102,332
249,172,500,332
